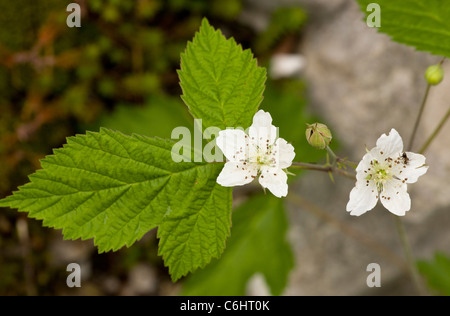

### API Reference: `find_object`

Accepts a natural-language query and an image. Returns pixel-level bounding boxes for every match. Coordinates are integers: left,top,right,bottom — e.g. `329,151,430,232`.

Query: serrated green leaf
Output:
178,18,267,131
0,128,232,280
182,194,294,296
417,252,450,296
357,0,450,58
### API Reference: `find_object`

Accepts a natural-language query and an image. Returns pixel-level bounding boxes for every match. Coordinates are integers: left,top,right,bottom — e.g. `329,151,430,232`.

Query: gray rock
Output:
244,0,450,296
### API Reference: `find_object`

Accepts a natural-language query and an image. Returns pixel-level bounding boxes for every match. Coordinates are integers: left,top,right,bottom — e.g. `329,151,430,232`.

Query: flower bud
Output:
306,123,332,149
425,64,444,85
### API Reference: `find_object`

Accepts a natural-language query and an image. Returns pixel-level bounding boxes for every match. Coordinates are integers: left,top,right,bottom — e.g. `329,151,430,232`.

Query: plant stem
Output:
326,146,337,162
325,146,358,167
392,215,426,295
419,107,450,154
291,162,355,179
407,84,431,151
391,60,447,295
408,57,446,151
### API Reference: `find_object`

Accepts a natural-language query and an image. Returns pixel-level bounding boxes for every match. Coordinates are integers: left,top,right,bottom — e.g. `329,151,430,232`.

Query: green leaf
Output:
182,194,294,296
0,128,232,281
178,18,267,131
357,0,450,58
417,252,450,296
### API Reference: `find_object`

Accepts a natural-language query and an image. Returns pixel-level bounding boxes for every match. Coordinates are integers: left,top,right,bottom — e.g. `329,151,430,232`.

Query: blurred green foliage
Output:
182,194,294,296
0,0,315,295
418,253,450,296
261,80,328,163
255,7,307,54
95,94,193,138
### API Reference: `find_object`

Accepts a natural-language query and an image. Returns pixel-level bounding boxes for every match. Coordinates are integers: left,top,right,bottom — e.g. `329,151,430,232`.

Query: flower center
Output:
366,160,393,191
256,149,271,165
251,143,277,168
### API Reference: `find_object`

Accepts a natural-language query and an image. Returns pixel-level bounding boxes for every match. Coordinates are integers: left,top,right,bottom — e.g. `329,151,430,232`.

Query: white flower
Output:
216,110,295,198
346,128,428,216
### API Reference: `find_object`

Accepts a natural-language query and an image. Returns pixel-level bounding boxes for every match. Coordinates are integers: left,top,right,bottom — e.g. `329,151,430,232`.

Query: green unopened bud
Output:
306,123,332,149
425,64,444,85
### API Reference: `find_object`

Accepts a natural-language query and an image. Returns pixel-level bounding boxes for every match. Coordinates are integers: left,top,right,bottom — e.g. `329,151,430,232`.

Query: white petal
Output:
374,128,404,158
403,152,428,183
404,152,426,167
390,152,428,184
403,165,428,184
355,152,375,182
216,129,248,162
275,138,295,169
258,167,288,198
249,110,278,148
216,162,257,187
380,181,411,216
346,182,379,216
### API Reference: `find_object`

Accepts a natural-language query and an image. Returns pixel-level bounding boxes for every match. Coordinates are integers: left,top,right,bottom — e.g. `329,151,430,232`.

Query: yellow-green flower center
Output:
255,147,272,165
366,160,393,191
251,143,278,168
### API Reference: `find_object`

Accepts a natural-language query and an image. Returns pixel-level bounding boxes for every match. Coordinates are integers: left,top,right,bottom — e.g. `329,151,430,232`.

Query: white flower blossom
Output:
216,110,295,198
346,128,428,216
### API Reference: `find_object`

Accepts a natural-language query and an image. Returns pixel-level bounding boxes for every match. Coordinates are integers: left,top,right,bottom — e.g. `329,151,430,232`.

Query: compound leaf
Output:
357,0,450,58
0,128,232,280
179,18,267,131
182,194,294,295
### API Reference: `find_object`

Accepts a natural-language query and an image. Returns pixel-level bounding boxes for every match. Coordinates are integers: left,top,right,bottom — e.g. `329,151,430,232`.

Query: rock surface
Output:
244,0,450,295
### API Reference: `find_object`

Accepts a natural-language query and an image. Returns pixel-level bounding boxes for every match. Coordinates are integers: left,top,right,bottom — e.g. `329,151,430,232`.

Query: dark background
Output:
0,0,315,295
